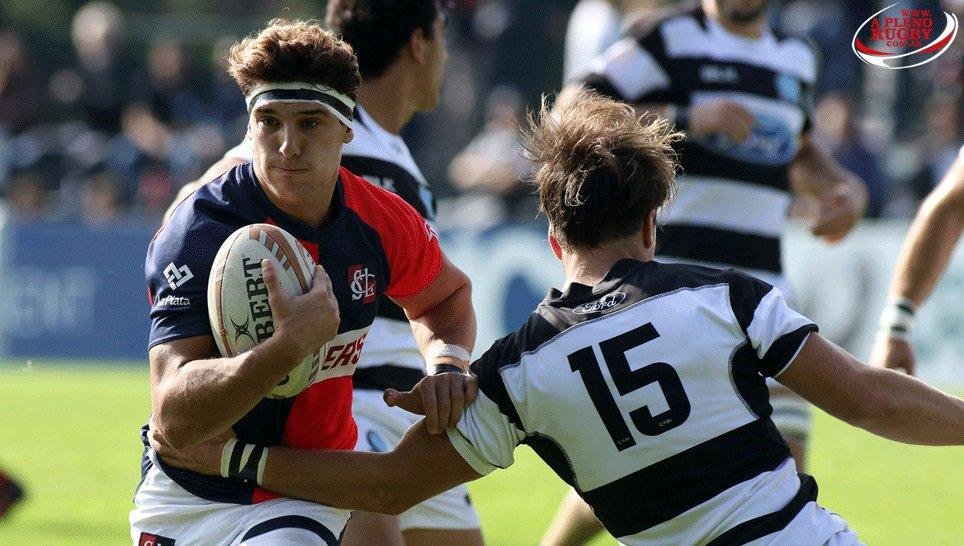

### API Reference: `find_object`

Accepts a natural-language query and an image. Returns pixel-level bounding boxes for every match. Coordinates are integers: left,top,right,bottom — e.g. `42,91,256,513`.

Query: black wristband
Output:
222,440,267,484
432,363,466,375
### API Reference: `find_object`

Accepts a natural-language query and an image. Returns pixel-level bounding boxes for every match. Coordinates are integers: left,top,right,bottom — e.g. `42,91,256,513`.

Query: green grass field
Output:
0,364,960,545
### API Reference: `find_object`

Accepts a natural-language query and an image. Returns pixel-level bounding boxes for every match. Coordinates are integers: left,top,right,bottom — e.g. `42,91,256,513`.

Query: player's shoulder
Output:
645,262,774,319
770,28,821,82
341,166,423,223
149,165,250,269
626,0,704,43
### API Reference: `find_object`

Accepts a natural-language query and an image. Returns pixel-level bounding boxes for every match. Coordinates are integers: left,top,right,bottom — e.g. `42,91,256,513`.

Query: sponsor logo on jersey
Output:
349,265,376,304
321,332,368,372
852,4,958,69
163,262,194,290
573,292,627,315
699,64,739,84
155,295,191,307
694,113,797,166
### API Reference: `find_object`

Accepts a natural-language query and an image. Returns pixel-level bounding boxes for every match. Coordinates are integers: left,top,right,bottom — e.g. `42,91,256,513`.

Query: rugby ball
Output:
208,223,321,399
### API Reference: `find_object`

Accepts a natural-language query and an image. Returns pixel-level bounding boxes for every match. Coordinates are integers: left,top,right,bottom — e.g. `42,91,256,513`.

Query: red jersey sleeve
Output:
341,167,444,299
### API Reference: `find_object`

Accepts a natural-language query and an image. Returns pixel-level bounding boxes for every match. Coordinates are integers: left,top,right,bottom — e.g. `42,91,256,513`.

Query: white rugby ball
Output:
208,223,321,399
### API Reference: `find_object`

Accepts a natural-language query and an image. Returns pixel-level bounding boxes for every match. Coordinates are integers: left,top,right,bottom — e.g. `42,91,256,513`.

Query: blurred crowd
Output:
0,0,960,227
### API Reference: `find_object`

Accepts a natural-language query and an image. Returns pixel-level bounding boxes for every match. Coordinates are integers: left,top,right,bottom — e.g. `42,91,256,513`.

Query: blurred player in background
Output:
871,146,964,375
133,19,477,545
153,90,964,545
166,2,485,544
548,1,868,542
562,0,624,83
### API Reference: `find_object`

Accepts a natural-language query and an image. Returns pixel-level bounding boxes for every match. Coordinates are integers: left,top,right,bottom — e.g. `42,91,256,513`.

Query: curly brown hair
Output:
228,18,360,100
523,89,682,249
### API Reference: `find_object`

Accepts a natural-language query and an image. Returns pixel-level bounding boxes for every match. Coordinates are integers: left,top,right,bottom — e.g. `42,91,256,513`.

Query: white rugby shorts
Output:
130,457,349,545
353,389,481,531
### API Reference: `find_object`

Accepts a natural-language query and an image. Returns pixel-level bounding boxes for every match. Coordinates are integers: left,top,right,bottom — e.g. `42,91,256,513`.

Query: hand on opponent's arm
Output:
152,419,482,514
150,261,340,448
392,257,479,433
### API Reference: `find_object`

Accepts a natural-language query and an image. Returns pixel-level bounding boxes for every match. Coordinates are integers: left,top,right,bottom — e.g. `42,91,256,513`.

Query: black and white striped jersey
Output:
224,105,436,389
576,2,818,288
446,259,849,544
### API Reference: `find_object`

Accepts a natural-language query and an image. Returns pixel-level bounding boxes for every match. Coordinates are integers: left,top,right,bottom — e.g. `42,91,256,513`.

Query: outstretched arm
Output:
778,333,964,445
152,419,482,515
870,151,964,374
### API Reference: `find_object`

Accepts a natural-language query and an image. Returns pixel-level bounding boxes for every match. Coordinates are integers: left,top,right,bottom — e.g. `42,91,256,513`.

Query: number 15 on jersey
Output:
569,322,692,451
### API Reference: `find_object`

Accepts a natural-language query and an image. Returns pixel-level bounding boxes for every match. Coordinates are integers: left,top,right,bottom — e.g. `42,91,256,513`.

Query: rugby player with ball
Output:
131,19,477,545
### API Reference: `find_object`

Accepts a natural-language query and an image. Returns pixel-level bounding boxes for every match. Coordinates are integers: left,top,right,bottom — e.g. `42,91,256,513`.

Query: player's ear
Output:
642,209,657,250
408,27,428,64
343,126,354,144
548,229,563,261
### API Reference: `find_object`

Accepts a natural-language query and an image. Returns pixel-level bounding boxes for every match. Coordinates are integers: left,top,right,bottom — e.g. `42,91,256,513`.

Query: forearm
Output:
261,421,476,514
779,334,963,446
889,194,964,305
262,448,401,513
153,336,302,447
409,283,476,371
790,140,868,205
855,366,964,445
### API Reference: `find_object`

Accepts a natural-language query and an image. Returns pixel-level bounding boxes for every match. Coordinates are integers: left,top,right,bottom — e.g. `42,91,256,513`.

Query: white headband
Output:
246,81,355,128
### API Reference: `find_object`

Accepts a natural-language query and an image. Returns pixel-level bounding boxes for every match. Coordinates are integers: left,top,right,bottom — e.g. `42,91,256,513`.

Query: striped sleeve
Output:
726,270,818,377
580,36,672,103
446,331,528,474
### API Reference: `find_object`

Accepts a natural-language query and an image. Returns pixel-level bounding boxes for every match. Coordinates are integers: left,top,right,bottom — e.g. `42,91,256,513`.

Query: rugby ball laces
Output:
208,223,321,399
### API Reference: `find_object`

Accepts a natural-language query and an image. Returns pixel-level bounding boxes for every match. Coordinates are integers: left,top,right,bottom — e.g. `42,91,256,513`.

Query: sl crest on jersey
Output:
348,264,376,304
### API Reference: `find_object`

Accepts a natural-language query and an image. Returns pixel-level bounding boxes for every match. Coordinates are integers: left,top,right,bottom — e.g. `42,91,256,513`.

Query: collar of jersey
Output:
244,162,347,238
706,15,775,49
355,104,408,148
550,258,650,302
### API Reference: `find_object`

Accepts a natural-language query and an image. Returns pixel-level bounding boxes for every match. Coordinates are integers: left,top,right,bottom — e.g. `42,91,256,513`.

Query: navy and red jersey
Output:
142,163,443,504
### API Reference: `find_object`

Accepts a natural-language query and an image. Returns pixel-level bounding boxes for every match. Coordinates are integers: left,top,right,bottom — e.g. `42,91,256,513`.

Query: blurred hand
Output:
689,99,756,142
264,260,340,360
149,423,230,476
810,185,863,243
384,371,479,434
869,334,917,376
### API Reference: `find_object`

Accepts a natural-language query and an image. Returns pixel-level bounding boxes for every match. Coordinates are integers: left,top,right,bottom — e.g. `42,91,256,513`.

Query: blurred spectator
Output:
81,172,122,225
206,37,247,128
0,0,957,225
813,92,889,218
446,85,534,225
0,30,45,134
130,40,207,128
53,1,131,133
3,173,50,220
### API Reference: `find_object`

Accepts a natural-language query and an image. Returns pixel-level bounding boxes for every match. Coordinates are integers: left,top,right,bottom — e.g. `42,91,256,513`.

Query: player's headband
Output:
245,81,355,129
